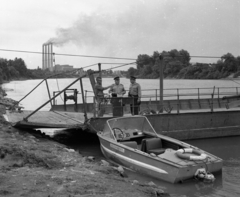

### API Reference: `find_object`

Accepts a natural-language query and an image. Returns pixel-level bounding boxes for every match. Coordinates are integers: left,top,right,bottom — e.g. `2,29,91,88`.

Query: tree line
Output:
1,50,240,84
0,58,77,84
127,50,240,79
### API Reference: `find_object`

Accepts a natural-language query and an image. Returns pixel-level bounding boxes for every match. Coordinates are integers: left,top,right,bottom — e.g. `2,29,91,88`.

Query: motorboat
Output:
97,116,222,183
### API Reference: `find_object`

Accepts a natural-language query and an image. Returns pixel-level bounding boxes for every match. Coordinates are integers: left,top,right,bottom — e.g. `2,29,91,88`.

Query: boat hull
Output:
98,135,222,183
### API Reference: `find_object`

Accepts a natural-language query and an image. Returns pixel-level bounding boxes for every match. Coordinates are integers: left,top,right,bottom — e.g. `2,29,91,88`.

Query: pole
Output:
98,63,102,77
45,79,53,107
159,55,164,113
48,44,51,70
80,78,88,121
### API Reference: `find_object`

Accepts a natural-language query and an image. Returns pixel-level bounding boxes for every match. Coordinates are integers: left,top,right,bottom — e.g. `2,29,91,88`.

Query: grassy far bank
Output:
0,86,170,197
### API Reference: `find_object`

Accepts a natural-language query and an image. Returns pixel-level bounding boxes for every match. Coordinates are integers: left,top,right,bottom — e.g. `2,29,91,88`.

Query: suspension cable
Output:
0,48,136,61
0,48,224,60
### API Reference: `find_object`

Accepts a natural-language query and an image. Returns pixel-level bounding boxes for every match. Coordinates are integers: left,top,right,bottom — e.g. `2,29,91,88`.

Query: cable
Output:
0,48,224,60
100,62,135,65
190,55,222,59
0,48,136,61
103,62,136,71
226,78,240,85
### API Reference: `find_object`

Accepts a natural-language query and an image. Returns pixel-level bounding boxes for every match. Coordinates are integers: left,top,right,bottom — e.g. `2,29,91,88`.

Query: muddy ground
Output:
0,87,170,197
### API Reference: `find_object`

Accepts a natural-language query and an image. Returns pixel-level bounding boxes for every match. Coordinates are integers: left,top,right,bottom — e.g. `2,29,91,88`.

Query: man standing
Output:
109,76,126,97
128,76,141,115
94,76,112,116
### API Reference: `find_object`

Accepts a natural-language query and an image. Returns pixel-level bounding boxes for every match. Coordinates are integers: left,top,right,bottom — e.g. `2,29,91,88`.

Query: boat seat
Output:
120,141,137,149
141,138,165,155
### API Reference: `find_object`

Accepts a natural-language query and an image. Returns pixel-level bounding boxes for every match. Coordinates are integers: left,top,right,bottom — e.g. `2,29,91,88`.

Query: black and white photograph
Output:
0,0,240,196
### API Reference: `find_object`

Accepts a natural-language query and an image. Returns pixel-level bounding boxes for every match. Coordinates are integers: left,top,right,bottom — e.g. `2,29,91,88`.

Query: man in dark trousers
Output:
128,76,141,115
94,76,112,116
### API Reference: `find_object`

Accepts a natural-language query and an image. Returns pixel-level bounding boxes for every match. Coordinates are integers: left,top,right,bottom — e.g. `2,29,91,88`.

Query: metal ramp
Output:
4,110,86,129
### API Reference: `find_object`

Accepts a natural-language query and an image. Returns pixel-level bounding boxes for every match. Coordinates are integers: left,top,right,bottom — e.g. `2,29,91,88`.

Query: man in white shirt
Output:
109,76,126,97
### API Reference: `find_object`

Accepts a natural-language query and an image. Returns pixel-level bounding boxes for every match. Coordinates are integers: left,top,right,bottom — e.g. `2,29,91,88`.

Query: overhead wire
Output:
0,48,136,61
226,78,240,85
0,48,224,60
103,62,136,71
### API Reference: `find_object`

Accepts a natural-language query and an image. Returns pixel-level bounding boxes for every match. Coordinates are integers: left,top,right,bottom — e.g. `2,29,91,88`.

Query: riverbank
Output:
0,88,170,197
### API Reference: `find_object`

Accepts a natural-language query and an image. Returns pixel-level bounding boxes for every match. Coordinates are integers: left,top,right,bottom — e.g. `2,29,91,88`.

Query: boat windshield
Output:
104,116,158,138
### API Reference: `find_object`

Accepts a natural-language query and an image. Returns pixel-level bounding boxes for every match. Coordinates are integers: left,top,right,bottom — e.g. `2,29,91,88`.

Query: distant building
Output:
55,64,74,72
113,70,121,75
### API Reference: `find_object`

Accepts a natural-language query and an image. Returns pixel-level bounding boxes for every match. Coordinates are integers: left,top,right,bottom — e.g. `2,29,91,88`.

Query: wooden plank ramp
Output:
4,110,87,129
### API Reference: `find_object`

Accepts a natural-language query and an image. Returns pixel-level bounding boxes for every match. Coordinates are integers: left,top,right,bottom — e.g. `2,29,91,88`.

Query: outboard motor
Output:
194,168,215,183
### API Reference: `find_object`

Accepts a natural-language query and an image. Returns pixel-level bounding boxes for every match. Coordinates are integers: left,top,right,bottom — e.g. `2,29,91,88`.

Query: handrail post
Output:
80,78,87,121
198,88,200,100
236,87,238,95
45,79,53,107
85,90,88,103
93,96,96,118
211,86,215,112
155,89,157,101
159,55,163,113
211,94,214,112
177,89,180,112
53,91,56,105
218,87,221,108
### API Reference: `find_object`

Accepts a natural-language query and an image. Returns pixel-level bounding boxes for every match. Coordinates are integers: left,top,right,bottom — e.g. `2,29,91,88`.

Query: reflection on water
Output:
185,137,240,197
49,128,240,197
124,137,240,197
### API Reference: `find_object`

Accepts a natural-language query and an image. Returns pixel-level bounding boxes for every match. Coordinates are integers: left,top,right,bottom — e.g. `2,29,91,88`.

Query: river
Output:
2,78,240,197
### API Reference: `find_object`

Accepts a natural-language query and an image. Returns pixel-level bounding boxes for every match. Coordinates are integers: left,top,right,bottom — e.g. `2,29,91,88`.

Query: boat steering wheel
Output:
112,127,125,140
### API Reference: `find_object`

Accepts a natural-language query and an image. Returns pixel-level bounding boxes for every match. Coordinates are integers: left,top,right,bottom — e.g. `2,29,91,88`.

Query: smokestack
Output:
45,44,48,70
50,43,53,71
42,42,54,71
47,43,51,71
42,44,44,69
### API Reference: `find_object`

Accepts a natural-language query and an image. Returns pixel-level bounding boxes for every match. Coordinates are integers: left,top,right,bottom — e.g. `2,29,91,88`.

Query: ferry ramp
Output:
4,110,87,129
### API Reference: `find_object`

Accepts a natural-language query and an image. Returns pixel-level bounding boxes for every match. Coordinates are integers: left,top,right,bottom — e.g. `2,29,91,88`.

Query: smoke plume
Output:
46,1,180,57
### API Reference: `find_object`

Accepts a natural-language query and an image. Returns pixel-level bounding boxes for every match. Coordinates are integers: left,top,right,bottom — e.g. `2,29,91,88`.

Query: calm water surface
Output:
3,78,240,197
3,78,240,110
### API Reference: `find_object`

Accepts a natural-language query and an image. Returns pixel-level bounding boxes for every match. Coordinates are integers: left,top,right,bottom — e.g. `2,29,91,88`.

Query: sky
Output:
0,0,240,70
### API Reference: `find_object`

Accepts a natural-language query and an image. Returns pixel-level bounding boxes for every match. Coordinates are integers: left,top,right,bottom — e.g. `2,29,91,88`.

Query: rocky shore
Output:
0,86,170,197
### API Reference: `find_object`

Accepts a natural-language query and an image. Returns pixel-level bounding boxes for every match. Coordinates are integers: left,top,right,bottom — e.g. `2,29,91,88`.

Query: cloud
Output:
46,1,181,57
47,0,240,63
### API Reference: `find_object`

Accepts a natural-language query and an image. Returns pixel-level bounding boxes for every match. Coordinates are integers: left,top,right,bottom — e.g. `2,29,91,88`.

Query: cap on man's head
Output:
96,76,102,80
114,76,120,80
130,76,136,80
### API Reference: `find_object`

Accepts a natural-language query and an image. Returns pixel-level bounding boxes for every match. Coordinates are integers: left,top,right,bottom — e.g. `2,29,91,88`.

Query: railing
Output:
141,86,240,101
51,86,240,117
52,86,240,105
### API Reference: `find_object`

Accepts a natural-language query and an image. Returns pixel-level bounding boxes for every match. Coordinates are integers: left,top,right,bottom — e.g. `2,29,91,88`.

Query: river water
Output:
3,78,240,197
